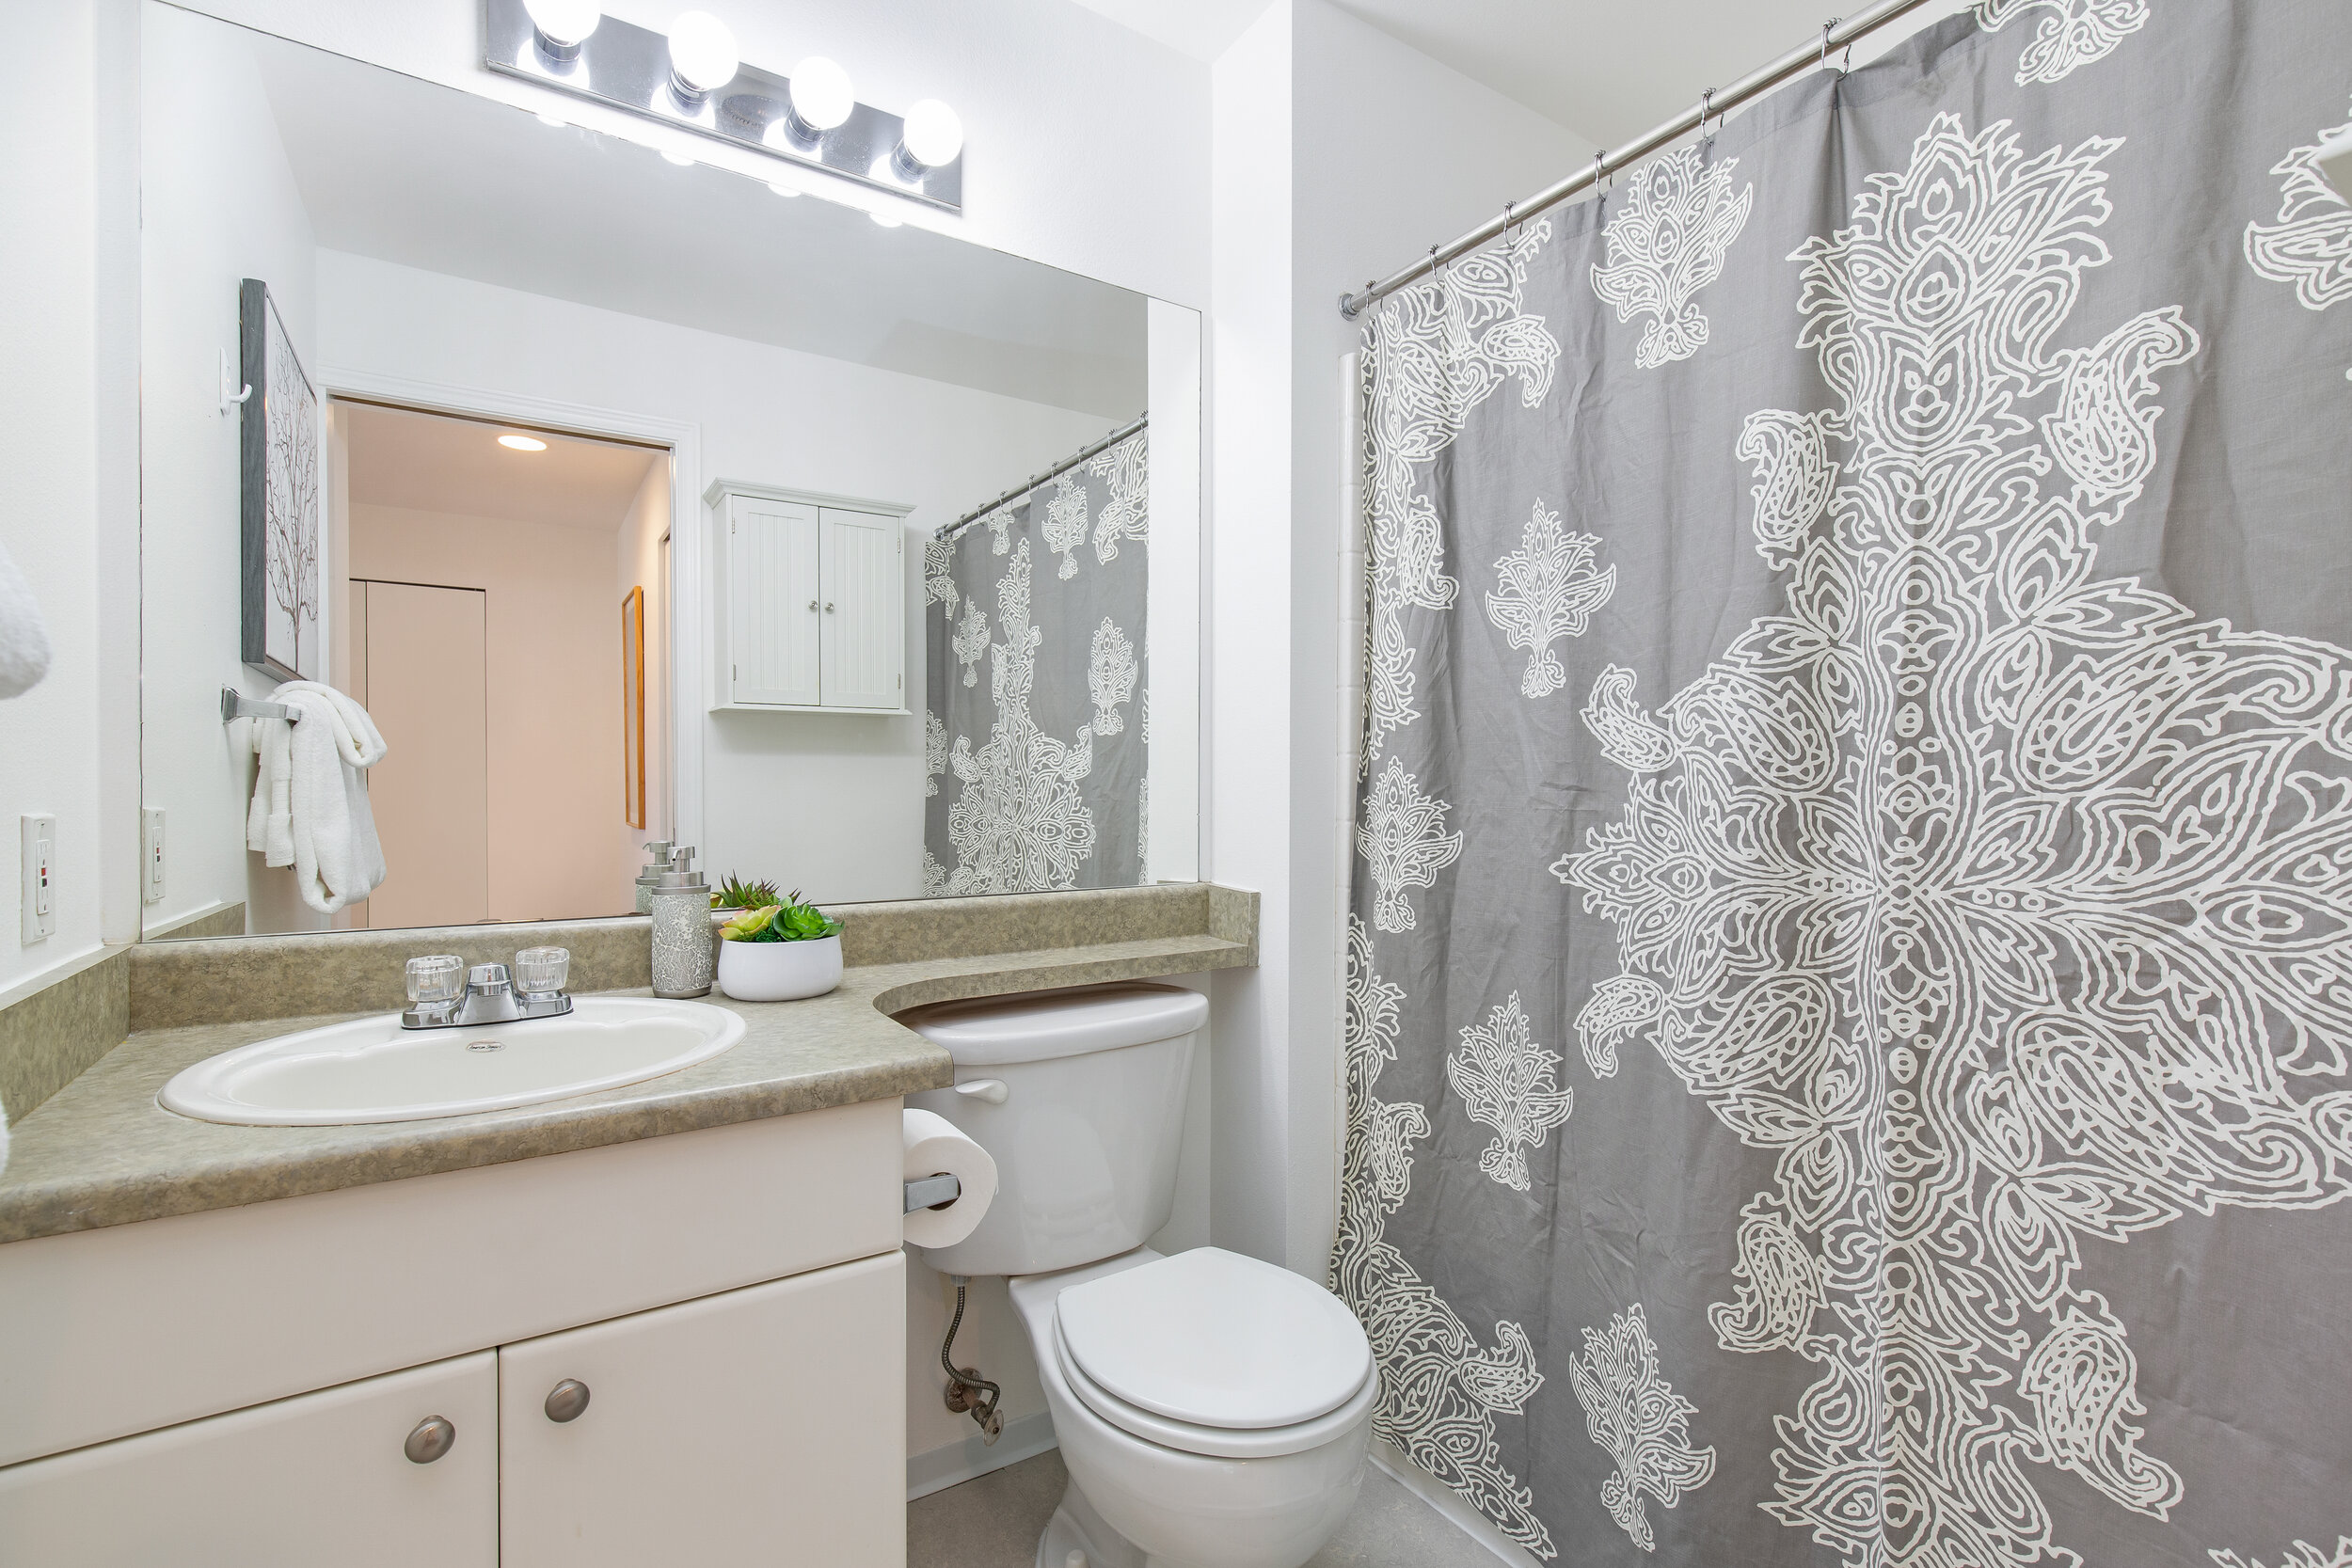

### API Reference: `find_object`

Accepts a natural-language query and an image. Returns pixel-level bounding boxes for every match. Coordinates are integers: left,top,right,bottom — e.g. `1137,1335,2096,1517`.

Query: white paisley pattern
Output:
945,541,1097,892
923,536,959,617
924,709,947,798
1556,116,2352,1568
2246,99,2352,355
1042,475,1088,580
1567,1305,1715,1552
1089,617,1137,735
2212,1542,2352,1568
1087,432,1148,563
1447,991,1573,1192
1976,0,2148,84
1358,757,1463,934
1363,225,1561,761
1484,499,1614,699
1330,917,1556,1558
951,600,989,689
1591,147,1755,370
982,505,1014,555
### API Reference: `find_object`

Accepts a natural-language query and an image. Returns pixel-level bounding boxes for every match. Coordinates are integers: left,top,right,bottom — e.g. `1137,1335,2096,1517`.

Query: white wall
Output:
349,503,630,920
317,249,1116,904
166,0,1212,309
138,1,323,942
1203,0,1595,1278
0,0,139,1011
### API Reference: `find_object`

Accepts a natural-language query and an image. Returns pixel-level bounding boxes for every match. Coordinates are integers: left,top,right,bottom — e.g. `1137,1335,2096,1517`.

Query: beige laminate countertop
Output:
0,926,1251,1246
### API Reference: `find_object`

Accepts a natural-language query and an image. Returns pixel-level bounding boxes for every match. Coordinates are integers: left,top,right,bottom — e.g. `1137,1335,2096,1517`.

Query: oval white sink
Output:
159,997,748,1126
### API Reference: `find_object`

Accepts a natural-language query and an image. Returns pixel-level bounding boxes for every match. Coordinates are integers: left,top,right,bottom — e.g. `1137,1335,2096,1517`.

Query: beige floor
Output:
908,1449,1503,1568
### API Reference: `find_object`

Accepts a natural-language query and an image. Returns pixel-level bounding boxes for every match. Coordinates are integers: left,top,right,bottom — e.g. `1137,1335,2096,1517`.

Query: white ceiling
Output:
1068,0,1971,146
343,402,660,531
243,30,1147,420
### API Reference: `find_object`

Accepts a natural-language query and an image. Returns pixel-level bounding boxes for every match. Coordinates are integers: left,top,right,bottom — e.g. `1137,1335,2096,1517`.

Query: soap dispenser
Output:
648,846,714,998
634,840,676,914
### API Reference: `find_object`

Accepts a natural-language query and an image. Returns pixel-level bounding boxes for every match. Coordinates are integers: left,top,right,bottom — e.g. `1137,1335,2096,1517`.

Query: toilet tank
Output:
901,983,1207,1277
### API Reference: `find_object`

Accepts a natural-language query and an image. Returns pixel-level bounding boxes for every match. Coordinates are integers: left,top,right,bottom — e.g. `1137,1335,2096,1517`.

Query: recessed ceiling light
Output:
499,435,548,451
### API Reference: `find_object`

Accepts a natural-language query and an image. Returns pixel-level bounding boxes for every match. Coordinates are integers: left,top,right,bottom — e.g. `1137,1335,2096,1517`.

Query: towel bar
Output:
220,687,299,723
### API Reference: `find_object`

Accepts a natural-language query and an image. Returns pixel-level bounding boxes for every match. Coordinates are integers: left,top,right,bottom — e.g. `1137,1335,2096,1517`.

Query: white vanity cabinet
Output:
501,1253,904,1566
711,482,911,714
0,1352,501,1566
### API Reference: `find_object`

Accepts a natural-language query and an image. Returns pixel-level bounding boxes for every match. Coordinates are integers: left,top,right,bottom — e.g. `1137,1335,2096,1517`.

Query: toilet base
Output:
1035,1478,1145,1568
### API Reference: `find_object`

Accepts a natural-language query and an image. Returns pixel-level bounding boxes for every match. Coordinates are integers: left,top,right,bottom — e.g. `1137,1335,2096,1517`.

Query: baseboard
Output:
1369,1438,1543,1568
906,1409,1058,1501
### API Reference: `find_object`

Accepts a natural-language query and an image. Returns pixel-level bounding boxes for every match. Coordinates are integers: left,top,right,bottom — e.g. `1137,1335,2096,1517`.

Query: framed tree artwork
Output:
621,585,646,830
240,277,320,680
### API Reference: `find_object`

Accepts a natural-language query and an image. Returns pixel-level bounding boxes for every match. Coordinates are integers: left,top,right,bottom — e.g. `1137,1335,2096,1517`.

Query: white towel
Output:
0,538,52,700
245,681,389,913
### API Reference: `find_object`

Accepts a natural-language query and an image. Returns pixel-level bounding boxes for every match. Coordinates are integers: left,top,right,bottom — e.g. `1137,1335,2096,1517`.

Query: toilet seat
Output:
1050,1247,1375,1460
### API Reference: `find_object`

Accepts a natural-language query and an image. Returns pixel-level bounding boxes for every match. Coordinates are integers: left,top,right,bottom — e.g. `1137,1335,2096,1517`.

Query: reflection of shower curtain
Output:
1341,5,2352,1564
924,428,1146,895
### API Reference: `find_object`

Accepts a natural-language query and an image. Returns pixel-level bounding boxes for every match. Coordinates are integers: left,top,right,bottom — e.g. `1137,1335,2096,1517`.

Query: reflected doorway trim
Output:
318,365,704,854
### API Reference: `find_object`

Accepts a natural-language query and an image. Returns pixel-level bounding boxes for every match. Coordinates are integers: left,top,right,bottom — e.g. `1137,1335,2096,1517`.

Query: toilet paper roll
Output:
902,1108,997,1250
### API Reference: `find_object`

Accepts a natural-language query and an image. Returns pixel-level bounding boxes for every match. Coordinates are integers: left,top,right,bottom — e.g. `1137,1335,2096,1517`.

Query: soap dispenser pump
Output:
634,840,677,914
648,846,714,998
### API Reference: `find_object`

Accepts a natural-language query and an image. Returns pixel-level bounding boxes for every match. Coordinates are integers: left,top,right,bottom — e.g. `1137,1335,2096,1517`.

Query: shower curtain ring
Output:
1593,149,1609,198
1821,18,1842,71
1700,87,1716,144
1502,199,1517,247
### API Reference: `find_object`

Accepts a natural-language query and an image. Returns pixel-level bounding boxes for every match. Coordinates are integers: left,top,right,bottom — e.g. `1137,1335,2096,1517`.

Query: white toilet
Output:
905,984,1375,1568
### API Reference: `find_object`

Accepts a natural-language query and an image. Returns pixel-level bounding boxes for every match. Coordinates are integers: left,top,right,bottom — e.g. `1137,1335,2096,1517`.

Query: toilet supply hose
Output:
941,1275,1003,1443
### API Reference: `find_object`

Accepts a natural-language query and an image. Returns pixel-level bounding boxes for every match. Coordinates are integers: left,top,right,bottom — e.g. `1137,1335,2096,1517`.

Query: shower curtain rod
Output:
939,412,1150,539
1337,0,1943,319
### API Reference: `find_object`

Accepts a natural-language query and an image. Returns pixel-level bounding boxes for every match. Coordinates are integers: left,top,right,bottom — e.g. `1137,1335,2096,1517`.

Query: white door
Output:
0,1352,498,1568
360,580,490,928
819,508,903,710
729,497,822,706
500,1252,905,1568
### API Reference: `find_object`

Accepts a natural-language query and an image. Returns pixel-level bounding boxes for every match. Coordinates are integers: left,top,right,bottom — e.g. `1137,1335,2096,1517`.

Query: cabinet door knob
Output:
404,1416,456,1464
824,602,835,612
807,600,819,611
545,1378,592,1423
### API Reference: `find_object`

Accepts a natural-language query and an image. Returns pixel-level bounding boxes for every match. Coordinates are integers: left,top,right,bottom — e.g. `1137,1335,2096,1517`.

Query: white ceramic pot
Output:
716,933,842,1002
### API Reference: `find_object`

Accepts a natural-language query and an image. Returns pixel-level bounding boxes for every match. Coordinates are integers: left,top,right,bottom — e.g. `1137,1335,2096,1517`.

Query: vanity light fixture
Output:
665,10,739,104
774,55,853,145
894,100,963,178
521,0,600,62
483,0,964,212
499,435,549,451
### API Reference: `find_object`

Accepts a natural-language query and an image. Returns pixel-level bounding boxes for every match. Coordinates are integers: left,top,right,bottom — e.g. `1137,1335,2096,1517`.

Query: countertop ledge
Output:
0,932,1250,1246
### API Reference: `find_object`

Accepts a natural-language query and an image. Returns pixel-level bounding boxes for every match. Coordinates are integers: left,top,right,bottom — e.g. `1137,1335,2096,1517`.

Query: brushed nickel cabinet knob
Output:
404,1416,456,1464
545,1378,592,1423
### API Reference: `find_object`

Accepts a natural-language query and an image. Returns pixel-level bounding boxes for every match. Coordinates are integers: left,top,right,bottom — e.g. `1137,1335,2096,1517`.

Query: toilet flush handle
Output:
953,1079,1009,1105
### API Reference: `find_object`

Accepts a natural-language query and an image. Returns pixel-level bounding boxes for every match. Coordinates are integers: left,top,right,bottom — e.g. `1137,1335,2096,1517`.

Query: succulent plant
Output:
711,872,785,911
719,892,843,943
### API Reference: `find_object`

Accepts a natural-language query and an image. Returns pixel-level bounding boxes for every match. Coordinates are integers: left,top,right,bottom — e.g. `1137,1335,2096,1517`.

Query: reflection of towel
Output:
0,538,51,700
246,681,389,913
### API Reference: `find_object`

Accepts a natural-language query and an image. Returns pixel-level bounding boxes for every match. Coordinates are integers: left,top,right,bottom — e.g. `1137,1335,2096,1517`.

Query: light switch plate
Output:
142,808,166,905
21,814,56,944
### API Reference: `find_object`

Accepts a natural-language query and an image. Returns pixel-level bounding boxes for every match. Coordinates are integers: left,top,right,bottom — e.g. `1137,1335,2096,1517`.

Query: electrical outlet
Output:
21,814,56,944
142,808,167,905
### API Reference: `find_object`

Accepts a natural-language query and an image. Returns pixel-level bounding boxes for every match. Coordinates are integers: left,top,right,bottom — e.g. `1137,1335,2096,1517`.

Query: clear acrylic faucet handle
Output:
406,954,465,1006
515,946,570,996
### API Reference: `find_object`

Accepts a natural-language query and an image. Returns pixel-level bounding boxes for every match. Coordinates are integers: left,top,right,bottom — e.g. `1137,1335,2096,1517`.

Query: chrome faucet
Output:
401,949,574,1030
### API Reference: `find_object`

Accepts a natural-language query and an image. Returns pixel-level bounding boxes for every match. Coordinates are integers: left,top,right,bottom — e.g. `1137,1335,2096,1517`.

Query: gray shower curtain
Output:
924,428,1147,895
1339,5,2352,1565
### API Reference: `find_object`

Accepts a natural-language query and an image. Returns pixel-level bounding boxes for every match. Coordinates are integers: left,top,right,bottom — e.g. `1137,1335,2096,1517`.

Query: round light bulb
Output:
499,435,548,451
666,10,739,95
899,100,962,168
523,0,600,49
787,56,854,132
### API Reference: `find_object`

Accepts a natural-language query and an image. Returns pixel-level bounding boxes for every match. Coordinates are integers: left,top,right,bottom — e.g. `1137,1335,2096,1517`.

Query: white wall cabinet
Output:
501,1253,905,1566
710,482,910,714
0,1352,500,1567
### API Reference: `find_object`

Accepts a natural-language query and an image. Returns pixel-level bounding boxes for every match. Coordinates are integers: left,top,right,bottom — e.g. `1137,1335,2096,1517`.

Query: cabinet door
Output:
729,497,822,706
501,1251,905,1568
818,508,904,710
0,1352,496,1568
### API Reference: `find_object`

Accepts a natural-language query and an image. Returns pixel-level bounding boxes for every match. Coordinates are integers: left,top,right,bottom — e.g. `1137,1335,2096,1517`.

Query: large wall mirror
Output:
138,2,1200,942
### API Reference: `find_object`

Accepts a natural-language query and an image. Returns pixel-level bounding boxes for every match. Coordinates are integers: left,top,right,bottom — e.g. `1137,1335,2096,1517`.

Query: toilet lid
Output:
1054,1247,1373,1430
